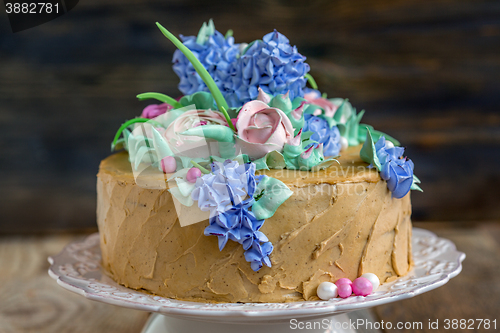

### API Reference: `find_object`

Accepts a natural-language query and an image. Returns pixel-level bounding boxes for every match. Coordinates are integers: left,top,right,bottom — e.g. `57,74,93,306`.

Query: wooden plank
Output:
0,234,149,332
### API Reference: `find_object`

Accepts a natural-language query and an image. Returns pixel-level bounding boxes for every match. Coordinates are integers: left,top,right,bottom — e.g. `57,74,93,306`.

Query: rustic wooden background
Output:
1,0,499,233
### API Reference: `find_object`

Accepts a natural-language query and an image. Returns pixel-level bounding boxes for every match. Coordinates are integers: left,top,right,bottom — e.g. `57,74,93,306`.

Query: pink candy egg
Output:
161,156,177,173
186,167,202,183
335,278,352,287
352,277,373,296
337,283,352,298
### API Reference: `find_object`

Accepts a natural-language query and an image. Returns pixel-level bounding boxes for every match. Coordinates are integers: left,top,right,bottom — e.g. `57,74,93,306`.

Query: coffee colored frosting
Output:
97,145,412,302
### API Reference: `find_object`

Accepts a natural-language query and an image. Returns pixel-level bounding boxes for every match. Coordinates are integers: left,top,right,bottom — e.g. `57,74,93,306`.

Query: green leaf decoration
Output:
301,131,314,142
333,99,350,124
253,157,270,170
291,97,306,110
411,174,423,192
167,168,196,207
111,118,164,151
298,147,325,170
179,91,216,110
181,124,235,143
310,158,339,172
253,150,287,170
266,150,286,169
196,19,215,45
413,174,421,184
357,124,401,147
151,127,174,162
270,93,292,113
225,29,233,38
218,141,237,159
348,110,365,146
360,129,382,171
252,176,293,220
136,92,183,109
304,73,318,90
156,22,229,112
410,182,423,192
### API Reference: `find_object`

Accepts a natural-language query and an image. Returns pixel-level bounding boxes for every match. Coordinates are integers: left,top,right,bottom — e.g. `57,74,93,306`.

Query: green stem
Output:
137,92,183,109
220,106,236,132
111,118,164,151
156,22,229,112
190,160,210,174
304,73,318,90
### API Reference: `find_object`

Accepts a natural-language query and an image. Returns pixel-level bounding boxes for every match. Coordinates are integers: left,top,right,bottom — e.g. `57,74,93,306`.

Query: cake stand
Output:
48,228,464,333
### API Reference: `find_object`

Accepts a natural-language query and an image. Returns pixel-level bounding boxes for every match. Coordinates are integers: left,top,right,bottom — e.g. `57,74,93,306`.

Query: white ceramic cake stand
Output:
48,228,464,333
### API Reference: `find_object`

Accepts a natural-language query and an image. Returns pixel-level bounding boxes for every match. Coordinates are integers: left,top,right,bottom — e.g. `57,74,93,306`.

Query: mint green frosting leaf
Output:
151,127,174,160
156,22,229,112
252,176,293,220
360,129,382,170
167,168,196,206
269,93,292,113
357,124,401,147
266,150,286,169
333,99,352,124
179,91,216,110
181,124,235,143
411,174,423,192
136,92,183,109
253,157,269,170
196,19,215,45
310,158,339,172
253,150,287,170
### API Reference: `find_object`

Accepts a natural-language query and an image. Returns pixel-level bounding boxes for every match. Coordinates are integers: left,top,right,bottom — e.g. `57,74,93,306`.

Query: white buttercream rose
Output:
163,109,229,158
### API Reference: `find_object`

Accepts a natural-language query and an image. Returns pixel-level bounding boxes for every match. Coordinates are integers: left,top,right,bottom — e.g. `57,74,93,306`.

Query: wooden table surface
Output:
0,222,498,333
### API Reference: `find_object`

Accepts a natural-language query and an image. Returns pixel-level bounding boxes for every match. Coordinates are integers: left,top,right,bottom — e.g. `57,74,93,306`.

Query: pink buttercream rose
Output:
164,109,229,158
141,103,173,119
235,100,294,159
304,94,338,118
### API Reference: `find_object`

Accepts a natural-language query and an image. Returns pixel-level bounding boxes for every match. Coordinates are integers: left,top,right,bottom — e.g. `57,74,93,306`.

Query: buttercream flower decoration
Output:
163,109,229,159
141,103,173,119
235,100,294,159
361,130,422,198
305,95,338,118
303,114,342,157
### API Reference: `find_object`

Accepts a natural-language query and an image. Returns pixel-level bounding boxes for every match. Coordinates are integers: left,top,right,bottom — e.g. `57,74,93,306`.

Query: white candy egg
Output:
385,141,395,149
340,137,348,152
317,282,338,300
360,273,380,291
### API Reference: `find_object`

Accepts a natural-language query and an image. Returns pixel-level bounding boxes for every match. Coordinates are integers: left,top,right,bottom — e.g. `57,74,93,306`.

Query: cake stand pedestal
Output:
48,228,464,333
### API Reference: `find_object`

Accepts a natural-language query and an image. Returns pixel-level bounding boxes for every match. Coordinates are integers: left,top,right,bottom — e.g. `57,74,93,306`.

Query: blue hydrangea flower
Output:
204,199,268,251
303,114,341,157
193,160,274,271
375,137,414,199
173,30,241,96
223,30,310,107
244,240,273,271
191,160,256,214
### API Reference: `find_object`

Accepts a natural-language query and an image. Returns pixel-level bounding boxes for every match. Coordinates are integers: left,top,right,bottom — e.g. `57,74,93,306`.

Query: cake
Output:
97,20,421,303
